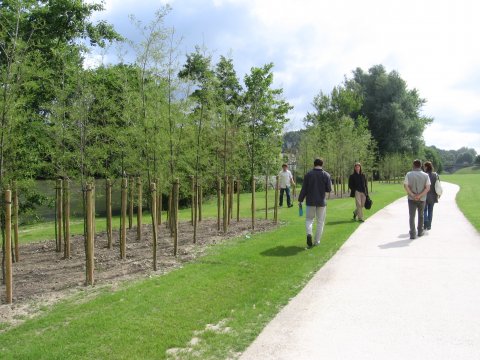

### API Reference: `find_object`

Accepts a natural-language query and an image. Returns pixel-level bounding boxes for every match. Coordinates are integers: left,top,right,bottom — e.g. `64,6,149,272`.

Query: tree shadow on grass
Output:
261,246,305,257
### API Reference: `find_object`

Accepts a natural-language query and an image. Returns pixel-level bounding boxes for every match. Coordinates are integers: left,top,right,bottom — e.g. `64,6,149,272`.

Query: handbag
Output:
434,174,443,197
365,195,372,210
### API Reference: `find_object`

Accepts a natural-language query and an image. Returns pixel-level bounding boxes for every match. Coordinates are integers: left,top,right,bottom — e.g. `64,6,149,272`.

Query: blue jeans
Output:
279,187,291,206
423,203,434,229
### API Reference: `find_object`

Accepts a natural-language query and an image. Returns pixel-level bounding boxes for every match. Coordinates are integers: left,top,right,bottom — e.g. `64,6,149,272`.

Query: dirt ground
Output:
0,218,276,329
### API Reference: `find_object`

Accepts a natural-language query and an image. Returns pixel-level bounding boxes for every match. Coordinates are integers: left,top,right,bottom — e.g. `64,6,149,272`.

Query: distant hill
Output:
454,166,480,174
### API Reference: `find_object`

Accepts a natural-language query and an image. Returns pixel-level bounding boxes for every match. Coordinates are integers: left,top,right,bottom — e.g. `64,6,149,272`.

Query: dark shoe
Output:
353,211,356,221
359,219,364,223
306,234,313,248
418,231,424,237
288,204,293,208
410,235,416,240
427,226,431,230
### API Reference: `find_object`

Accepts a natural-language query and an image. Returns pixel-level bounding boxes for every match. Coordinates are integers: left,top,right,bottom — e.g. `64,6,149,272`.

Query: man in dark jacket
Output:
298,158,332,248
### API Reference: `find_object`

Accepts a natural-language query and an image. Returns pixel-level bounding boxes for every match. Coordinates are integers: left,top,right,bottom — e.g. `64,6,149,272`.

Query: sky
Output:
90,0,480,154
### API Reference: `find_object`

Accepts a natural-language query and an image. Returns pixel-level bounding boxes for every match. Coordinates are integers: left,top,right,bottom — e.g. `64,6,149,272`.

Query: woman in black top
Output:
348,162,368,222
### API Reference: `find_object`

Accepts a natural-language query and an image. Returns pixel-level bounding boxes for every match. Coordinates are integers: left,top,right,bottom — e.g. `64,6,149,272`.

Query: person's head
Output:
282,163,288,170
413,159,422,169
424,161,433,172
314,158,323,167
354,162,362,174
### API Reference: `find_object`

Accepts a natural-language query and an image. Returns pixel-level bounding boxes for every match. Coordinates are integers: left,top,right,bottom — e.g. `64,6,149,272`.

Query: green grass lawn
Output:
442,173,480,231
0,182,438,359
452,166,480,174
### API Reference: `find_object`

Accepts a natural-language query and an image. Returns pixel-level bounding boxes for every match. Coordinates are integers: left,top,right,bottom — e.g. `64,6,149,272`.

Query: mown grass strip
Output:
1,183,406,359
442,173,480,231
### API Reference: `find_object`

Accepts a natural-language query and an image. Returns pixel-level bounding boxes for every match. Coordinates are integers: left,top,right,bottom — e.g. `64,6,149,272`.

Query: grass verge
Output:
442,173,480,231
2,183,405,359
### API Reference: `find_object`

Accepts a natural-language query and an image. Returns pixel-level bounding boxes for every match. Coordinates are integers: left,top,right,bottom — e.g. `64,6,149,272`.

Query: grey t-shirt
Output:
404,168,431,201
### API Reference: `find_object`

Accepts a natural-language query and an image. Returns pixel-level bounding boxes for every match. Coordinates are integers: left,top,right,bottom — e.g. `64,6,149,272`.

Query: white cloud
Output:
95,0,480,152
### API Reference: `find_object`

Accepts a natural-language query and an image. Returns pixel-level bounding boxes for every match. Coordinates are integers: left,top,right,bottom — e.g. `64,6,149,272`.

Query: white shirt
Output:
278,169,293,188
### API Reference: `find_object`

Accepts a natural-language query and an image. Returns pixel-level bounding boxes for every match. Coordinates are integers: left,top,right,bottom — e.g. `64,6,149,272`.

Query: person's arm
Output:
289,172,295,186
298,175,307,203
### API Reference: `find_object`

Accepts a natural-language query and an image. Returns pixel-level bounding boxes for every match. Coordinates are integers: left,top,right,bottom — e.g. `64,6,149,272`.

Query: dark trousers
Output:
279,187,291,206
408,199,425,236
423,203,434,229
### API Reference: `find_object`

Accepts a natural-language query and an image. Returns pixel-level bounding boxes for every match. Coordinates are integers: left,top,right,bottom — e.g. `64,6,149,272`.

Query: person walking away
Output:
404,159,430,239
423,161,439,230
278,163,295,208
298,158,332,248
348,162,368,222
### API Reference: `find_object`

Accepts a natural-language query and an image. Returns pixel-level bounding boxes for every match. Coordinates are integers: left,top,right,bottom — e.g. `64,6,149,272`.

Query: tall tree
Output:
241,63,292,184
347,65,432,156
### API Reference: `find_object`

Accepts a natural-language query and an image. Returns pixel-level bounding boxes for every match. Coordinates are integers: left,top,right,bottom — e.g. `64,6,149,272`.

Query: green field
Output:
442,173,480,231
0,182,406,359
452,166,480,174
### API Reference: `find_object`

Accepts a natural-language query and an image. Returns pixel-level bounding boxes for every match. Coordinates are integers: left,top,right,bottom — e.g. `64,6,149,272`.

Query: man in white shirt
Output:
404,159,431,239
278,163,295,208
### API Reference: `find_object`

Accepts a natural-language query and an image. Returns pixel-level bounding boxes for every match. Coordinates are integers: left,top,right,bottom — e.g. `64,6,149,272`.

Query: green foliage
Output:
346,65,432,157
423,146,443,172
299,85,376,189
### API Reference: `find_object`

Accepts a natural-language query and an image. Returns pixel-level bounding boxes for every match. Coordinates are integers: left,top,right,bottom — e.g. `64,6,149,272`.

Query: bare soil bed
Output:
0,218,276,328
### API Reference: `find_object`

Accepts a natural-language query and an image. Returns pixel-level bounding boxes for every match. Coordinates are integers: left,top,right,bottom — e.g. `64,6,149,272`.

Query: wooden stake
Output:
236,180,241,222
198,182,203,222
106,179,112,249
92,184,96,243
56,179,63,252
217,177,221,231
150,182,158,271
265,174,269,220
156,179,162,225
63,179,71,258
13,183,19,262
193,178,197,244
229,176,234,223
223,176,228,233
86,184,94,285
5,190,13,303
120,177,127,259
128,176,134,229
251,178,256,230
274,176,279,224
137,177,142,241
173,179,179,256
190,175,194,225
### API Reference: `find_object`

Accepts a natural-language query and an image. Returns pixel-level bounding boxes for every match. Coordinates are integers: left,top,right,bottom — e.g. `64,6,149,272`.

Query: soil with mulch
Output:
0,218,277,328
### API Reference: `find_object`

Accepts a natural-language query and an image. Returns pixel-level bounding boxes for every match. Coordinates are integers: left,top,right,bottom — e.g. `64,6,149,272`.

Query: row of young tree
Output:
294,65,435,187
1,3,291,220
